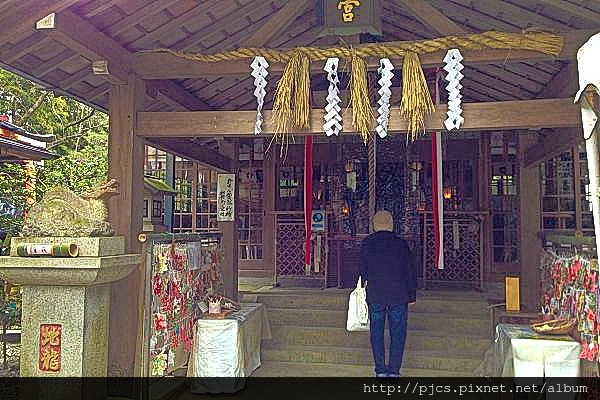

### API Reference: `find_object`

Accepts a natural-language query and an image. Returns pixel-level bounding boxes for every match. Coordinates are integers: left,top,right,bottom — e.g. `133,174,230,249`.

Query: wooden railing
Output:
271,211,328,287
422,211,487,289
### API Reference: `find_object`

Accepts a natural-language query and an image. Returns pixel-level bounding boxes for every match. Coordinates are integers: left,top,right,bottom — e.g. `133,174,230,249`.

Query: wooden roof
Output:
1,1,599,113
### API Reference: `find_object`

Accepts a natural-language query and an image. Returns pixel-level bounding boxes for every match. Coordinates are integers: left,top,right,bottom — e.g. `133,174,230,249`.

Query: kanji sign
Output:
217,174,235,222
318,0,382,37
39,324,61,373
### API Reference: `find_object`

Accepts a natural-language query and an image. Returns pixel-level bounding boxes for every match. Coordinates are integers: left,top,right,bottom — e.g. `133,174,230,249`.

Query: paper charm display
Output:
323,58,342,137
443,49,464,131
376,58,394,138
251,56,269,135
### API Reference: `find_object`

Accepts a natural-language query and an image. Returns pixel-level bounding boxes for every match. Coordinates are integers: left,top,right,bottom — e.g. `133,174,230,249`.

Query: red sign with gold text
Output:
39,324,62,373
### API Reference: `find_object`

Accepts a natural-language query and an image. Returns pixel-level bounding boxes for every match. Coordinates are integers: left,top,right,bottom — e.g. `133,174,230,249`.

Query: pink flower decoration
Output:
152,275,163,296
154,314,167,331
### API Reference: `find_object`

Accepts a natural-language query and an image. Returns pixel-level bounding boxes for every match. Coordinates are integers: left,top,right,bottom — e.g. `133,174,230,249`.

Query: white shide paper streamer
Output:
323,58,342,137
443,49,464,131
376,58,394,139
251,56,269,135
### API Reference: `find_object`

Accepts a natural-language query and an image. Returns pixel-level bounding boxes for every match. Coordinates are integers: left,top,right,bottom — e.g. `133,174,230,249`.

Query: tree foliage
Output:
0,69,109,236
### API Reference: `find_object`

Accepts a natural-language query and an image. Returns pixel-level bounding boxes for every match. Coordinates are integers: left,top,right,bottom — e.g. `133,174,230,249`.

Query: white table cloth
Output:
187,303,271,393
495,324,580,377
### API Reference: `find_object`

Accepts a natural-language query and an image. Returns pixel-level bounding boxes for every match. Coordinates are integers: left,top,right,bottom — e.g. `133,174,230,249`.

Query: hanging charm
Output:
323,58,342,137
443,49,464,131
250,56,269,135
376,58,394,139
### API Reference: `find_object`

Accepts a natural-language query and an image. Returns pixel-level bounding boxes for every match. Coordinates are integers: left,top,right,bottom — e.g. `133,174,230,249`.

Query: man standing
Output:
359,210,417,377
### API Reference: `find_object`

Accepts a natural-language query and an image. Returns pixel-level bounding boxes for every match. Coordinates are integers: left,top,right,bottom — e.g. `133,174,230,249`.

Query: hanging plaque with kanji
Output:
317,0,382,37
217,174,236,222
39,324,62,373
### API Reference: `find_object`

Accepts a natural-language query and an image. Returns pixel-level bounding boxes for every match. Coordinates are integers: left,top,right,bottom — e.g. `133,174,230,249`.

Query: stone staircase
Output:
244,288,491,377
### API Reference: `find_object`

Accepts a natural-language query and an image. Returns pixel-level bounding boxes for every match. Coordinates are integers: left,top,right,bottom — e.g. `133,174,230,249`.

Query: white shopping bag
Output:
346,276,369,331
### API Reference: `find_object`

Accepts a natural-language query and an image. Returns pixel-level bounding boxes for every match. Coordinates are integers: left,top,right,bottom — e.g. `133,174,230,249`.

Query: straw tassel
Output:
350,52,374,144
400,52,435,142
271,51,311,159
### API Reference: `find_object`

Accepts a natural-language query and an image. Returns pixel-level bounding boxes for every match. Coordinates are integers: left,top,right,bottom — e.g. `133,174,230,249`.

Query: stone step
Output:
265,308,489,336
261,345,482,372
253,294,489,316
267,325,490,354
250,361,469,377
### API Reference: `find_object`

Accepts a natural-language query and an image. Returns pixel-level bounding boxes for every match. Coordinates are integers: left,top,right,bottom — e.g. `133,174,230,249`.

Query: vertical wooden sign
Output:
505,276,520,312
217,174,236,222
39,324,62,373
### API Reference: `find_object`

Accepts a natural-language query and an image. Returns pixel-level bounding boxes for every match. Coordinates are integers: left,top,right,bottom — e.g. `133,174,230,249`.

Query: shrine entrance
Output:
272,135,489,289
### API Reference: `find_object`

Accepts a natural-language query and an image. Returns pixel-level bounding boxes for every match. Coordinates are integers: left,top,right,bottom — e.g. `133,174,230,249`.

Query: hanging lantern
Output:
443,186,453,200
342,201,350,216
317,0,382,37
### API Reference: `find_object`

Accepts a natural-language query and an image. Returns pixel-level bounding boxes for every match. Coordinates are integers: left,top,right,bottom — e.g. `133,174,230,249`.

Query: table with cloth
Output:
493,324,580,377
187,303,271,392
476,324,581,400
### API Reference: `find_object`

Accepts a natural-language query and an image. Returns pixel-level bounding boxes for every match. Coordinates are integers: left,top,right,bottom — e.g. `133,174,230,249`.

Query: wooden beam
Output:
106,77,145,378
32,48,75,77
145,138,233,172
243,0,312,47
86,83,111,101
519,133,543,311
59,67,92,90
218,139,239,301
105,0,181,37
171,0,263,51
47,10,204,109
536,62,578,99
145,80,210,111
131,6,206,49
397,0,466,35
524,127,584,167
0,0,79,44
539,0,600,23
137,98,581,137
46,9,133,83
135,29,594,79
2,35,53,64
82,0,121,17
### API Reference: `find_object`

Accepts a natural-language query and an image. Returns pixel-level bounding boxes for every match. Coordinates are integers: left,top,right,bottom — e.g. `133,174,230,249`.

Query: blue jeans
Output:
368,303,408,375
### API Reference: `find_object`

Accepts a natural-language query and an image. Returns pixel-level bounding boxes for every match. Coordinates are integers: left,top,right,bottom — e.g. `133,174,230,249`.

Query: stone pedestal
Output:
0,237,140,400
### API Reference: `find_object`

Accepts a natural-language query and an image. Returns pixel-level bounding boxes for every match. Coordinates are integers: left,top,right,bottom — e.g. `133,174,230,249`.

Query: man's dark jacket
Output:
359,231,417,305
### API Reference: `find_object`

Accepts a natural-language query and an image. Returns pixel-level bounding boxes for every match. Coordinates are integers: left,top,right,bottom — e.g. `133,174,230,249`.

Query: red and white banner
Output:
431,131,444,270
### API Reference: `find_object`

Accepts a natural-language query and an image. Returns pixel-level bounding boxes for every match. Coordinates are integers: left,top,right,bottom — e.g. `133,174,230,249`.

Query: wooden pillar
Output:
106,76,145,377
219,139,240,300
165,152,175,231
518,133,542,311
479,135,492,286
263,143,276,283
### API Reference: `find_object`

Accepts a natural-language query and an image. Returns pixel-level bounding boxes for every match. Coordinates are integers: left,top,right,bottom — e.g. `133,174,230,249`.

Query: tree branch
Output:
63,108,95,131
17,91,50,125
47,125,105,149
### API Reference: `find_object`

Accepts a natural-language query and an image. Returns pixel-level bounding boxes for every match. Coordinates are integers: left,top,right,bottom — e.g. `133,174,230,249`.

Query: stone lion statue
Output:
21,179,119,237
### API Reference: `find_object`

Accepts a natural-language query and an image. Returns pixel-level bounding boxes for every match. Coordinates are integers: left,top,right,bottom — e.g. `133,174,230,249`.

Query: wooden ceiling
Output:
1,0,600,113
